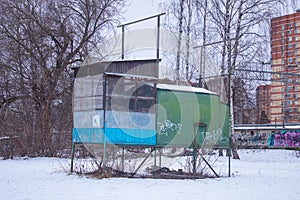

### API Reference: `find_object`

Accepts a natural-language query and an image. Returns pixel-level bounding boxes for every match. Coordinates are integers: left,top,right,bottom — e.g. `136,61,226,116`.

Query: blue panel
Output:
105,128,156,145
72,128,104,143
72,128,156,146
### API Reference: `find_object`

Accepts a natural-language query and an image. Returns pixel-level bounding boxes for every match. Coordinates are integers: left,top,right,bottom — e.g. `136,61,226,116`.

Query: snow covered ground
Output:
0,149,300,200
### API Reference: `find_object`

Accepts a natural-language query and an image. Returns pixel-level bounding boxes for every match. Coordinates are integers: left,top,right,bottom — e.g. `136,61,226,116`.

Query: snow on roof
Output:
156,84,217,95
92,72,217,95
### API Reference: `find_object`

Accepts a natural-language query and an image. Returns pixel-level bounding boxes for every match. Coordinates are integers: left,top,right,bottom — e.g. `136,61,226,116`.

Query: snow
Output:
156,83,217,95
1,149,300,200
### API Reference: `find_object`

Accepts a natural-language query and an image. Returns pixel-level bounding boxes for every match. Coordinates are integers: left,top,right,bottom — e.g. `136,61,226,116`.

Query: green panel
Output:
156,90,182,146
156,89,229,148
218,103,230,147
195,125,206,147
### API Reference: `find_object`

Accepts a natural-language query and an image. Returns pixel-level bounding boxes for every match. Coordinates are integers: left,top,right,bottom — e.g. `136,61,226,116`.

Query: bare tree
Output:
0,0,125,156
175,0,185,84
184,0,192,82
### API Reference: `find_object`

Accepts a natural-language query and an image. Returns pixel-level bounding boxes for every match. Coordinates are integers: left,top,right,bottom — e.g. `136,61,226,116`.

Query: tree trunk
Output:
176,0,185,84
185,0,192,83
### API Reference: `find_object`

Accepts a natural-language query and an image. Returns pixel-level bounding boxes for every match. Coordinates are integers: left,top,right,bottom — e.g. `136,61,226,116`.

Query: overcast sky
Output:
123,0,300,24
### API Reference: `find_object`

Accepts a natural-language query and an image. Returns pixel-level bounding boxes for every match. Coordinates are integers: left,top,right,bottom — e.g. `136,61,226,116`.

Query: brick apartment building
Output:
270,11,300,124
256,85,271,123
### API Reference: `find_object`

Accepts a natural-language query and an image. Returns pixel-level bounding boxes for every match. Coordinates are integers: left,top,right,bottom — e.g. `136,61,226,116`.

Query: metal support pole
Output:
154,146,157,177
193,126,197,176
156,16,160,61
70,142,75,172
228,140,231,177
199,46,203,87
121,26,125,60
200,153,219,178
103,124,107,175
117,13,165,61
158,147,162,177
112,146,116,168
122,146,125,171
131,148,155,177
193,147,197,176
103,74,107,175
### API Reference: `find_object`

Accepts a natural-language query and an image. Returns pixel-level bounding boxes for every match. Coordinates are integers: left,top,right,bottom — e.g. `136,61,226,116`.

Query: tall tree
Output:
0,0,125,156
175,0,185,84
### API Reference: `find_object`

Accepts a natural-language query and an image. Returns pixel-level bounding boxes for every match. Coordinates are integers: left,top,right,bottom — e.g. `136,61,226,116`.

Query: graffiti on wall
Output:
157,120,183,136
235,132,268,146
269,130,300,147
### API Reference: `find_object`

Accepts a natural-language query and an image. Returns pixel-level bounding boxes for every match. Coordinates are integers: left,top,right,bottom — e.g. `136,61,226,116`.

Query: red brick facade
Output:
270,11,300,123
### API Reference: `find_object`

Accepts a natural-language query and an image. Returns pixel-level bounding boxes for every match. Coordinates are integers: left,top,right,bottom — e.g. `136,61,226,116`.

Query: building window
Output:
282,59,285,64
295,58,298,63
288,58,292,63
287,51,292,56
287,30,292,34
281,65,285,71
295,29,298,34
288,100,292,105
287,37,293,42
288,23,293,28
281,25,285,30
282,39,285,43
288,44,292,48
288,86,293,90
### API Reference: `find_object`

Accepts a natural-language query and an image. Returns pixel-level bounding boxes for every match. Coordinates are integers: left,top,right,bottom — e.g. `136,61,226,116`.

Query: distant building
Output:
205,76,248,125
243,108,256,124
270,11,300,124
256,85,271,124
233,78,247,125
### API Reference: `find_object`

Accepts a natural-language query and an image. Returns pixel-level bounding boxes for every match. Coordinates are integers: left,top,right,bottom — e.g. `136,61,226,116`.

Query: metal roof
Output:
104,72,158,80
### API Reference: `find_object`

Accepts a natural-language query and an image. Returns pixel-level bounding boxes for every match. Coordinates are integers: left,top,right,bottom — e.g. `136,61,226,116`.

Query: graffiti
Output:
269,130,300,147
235,129,300,147
204,128,229,145
158,120,182,136
234,132,268,147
